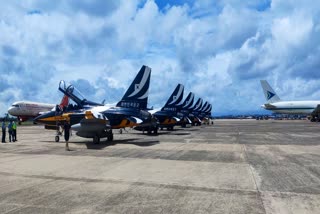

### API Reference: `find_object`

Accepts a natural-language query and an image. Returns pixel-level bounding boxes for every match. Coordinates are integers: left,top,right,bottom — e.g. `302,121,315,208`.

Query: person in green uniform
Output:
12,121,17,142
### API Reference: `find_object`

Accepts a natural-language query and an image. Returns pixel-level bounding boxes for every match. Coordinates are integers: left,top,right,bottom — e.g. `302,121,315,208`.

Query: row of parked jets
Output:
7,67,320,143
8,65,212,143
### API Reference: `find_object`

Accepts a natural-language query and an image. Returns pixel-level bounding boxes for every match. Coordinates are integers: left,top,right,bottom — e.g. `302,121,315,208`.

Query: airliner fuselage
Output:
261,101,320,114
8,101,55,121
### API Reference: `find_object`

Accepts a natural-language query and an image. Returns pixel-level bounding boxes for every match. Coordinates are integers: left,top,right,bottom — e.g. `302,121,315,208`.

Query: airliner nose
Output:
260,104,266,109
8,107,14,115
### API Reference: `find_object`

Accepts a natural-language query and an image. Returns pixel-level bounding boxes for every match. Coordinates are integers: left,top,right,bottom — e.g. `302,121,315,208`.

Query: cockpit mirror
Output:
59,80,66,91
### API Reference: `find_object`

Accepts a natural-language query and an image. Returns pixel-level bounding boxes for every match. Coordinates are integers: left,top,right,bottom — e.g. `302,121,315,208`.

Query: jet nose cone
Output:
33,114,43,123
34,111,56,124
261,104,266,109
71,124,81,132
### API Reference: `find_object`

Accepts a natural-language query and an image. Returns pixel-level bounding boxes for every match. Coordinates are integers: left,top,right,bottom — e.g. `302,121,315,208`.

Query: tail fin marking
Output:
168,84,184,105
117,65,151,109
260,80,281,103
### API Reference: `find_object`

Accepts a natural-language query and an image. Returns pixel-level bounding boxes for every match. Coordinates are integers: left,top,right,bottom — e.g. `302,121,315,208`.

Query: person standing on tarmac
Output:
8,121,13,142
64,121,71,151
2,121,6,143
12,121,17,142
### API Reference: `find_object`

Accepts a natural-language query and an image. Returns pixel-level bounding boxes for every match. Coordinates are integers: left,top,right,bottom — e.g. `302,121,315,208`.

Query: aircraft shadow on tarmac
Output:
159,130,192,136
134,130,191,136
170,132,191,136
184,128,201,132
76,138,160,150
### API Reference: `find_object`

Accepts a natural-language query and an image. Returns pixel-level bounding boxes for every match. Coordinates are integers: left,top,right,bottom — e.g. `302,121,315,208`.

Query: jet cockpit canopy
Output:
58,80,103,108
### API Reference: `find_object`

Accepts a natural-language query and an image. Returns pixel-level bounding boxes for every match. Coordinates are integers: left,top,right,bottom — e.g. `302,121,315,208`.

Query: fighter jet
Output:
175,92,195,127
35,65,157,143
206,104,213,118
194,101,209,120
189,98,203,126
33,80,104,141
199,103,213,125
154,84,184,130
195,101,212,121
148,84,184,131
202,103,213,119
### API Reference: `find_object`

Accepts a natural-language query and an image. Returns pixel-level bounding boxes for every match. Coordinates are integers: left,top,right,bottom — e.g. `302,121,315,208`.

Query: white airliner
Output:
8,101,55,122
8,95,69,122
260,80,320,121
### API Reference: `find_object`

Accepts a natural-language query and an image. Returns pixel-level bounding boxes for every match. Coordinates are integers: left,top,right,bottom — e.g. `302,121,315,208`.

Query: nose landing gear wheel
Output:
154,127,158,134
55,136,60,142
107,134,113,141
93,135,100,144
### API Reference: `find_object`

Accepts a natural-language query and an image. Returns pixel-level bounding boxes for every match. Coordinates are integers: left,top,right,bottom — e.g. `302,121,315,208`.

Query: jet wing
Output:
127,116,143,124
173,117,180,122
71,111,110,132
194,116,201,123
38,111,49,115
111,116,144,129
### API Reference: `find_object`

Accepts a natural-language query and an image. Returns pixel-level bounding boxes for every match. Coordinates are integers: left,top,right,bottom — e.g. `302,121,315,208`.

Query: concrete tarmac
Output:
0,120,319,213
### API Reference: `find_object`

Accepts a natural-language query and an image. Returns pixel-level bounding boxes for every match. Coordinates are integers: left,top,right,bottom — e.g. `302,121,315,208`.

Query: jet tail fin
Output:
117,65,151,110
260,80,281,103
193,98,203,111
200,101,209,112
206,104,212,114
177,92,194,111
161,84,184,111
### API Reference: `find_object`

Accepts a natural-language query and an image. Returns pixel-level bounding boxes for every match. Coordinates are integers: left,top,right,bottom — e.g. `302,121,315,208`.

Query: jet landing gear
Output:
55,126,63,142
93,135,100,144
310,116,319,122
147,126,158,135
106,129,113,142
92,129,113,144
55,135,60,142
166,126,174,131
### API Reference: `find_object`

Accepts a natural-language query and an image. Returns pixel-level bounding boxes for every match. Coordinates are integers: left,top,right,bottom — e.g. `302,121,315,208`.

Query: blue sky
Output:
1,0,320,116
